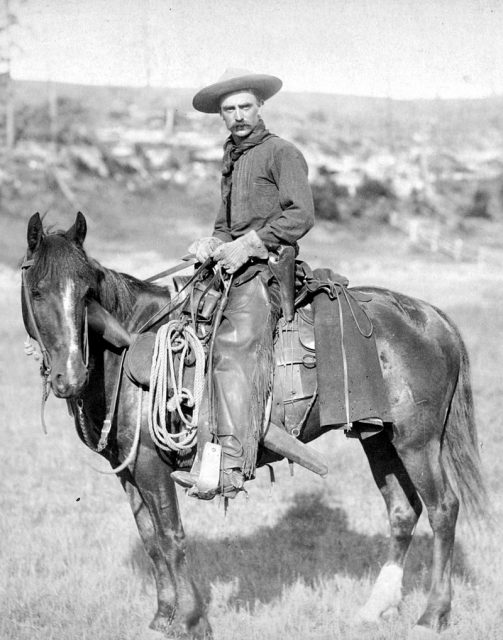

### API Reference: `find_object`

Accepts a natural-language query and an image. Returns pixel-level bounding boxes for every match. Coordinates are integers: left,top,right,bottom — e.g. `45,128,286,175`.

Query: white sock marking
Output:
359,563,404,621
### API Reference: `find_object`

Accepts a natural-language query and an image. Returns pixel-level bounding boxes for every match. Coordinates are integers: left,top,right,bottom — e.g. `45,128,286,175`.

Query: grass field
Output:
1,185,503,639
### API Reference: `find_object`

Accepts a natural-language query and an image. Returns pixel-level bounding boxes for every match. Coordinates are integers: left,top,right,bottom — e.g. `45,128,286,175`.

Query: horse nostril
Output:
53,373,66,390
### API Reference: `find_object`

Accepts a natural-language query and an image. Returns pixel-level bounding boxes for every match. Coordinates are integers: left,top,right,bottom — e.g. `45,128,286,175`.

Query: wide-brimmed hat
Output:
193,68,283,113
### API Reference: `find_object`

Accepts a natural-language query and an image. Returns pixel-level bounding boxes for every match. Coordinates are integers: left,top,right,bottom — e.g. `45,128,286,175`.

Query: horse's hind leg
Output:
357,431,423,623
399,439,459,635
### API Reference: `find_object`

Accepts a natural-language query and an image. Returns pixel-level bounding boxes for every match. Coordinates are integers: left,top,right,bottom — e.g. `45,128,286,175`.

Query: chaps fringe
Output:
242,306,278,478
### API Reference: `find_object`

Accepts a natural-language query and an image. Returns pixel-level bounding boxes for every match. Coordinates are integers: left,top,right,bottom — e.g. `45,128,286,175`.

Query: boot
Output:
171,437,246,500
171,467,245,500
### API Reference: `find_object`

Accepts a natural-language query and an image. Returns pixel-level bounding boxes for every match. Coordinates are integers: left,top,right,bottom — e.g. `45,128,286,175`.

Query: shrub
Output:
311,177,347,222
356,176,395,201
465,188,491,219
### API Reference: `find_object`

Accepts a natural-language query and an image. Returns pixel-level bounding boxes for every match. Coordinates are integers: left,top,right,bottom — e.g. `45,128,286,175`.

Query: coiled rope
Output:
148,319,206,452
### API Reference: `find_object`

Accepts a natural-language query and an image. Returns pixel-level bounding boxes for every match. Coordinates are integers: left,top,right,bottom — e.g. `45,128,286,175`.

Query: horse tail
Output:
442,327,487,521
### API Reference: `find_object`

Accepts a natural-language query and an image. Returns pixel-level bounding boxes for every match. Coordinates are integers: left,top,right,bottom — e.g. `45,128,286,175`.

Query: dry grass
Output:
1,198,503,639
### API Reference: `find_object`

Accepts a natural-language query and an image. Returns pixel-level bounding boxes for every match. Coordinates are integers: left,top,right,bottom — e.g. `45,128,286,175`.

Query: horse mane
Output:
31,228,169,323
88,257,164,321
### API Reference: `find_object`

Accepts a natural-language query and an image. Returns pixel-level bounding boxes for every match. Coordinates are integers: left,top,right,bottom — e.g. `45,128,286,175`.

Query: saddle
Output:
122,262,391,434
87,260,390,479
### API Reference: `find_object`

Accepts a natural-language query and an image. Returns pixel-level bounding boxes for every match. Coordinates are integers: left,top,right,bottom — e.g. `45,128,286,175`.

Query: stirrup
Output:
171,443,246,501
171,442,226,500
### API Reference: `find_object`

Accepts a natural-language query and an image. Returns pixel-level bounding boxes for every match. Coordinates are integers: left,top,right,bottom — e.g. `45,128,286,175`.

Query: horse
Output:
21,211,486,639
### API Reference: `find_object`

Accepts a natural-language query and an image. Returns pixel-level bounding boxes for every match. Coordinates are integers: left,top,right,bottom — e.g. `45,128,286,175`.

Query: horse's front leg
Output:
357,430,423,623
122,446,212,640
120,473,177,629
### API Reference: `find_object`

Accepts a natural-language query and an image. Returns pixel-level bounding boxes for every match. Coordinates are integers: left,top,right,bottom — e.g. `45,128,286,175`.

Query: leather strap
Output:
21,257,51,375
144,255,197,282
137,257,213,334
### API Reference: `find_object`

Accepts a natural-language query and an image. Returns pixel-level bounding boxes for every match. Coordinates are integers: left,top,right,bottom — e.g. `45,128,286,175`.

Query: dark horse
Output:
22,212,485,639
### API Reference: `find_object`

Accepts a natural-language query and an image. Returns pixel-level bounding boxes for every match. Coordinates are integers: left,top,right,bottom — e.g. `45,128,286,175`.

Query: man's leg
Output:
212,275,278,480
173,273,279,498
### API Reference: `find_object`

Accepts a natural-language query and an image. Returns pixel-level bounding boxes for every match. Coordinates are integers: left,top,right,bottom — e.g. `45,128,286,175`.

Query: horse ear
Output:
66,211,87,246
27,212,44,256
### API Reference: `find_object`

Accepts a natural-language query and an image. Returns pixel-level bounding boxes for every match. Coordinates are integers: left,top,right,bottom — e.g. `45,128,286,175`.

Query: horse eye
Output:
30,288,42,299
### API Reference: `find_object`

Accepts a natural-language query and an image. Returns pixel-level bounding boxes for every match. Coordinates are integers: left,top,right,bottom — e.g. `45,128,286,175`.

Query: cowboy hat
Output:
192,68,283,113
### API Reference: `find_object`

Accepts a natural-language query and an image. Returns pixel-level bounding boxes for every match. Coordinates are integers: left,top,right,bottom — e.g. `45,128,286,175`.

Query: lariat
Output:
148,319,206,452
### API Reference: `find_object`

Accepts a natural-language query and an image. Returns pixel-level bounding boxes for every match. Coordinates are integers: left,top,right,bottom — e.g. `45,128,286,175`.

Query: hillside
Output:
12,79,503,143
2,79,503,270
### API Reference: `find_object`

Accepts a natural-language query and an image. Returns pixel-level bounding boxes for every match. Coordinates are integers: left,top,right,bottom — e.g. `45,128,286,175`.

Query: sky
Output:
5,0,503,99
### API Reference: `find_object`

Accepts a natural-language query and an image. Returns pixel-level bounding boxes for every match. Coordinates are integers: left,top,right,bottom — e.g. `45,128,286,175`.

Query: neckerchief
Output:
221,118,275,228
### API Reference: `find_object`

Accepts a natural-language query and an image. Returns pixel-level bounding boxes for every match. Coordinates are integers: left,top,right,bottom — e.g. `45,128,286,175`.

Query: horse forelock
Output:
28,227,169,324
28,231,134,320
29,232,95,287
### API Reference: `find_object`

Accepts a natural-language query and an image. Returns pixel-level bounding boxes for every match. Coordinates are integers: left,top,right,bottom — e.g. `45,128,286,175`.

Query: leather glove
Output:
188,236,223,262
212,230,268,274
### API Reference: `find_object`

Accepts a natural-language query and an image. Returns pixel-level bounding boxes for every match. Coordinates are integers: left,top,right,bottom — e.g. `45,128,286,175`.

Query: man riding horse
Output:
172,69,315,499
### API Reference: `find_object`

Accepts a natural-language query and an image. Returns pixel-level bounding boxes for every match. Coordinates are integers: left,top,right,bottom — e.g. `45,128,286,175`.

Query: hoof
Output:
408,625,441,640
188,617,213,640
149,614,213,640
381,605,399,620
149,613,174,636
356,603,399,624
356,607,380,624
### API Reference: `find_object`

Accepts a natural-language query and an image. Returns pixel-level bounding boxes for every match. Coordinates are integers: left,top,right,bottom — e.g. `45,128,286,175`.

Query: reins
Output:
136,257,212,334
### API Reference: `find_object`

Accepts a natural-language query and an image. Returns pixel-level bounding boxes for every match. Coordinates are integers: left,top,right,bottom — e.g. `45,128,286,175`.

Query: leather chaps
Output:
211,271,280,478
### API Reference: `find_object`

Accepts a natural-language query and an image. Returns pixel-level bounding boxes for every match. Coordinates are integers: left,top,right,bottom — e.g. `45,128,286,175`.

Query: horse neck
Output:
78,264,171,433
93,262,171,331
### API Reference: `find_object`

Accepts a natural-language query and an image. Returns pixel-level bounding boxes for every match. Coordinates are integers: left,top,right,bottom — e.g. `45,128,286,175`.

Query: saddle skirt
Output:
271,289,392,438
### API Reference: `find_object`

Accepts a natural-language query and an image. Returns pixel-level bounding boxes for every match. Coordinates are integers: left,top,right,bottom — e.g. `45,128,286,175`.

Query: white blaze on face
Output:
62,279,80,384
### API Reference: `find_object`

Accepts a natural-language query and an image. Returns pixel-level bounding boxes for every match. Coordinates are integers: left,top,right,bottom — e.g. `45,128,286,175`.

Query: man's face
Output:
220,91,262,139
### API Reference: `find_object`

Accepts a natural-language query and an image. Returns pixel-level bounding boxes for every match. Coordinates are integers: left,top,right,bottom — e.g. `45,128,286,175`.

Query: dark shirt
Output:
213,136,314,251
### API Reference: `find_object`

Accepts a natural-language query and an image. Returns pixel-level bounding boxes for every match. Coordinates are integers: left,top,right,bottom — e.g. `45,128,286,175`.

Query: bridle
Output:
21,255,90,433
21,257,52,378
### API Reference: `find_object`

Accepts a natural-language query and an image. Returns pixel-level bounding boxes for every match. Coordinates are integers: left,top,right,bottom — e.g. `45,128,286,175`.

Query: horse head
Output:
22,212,94,398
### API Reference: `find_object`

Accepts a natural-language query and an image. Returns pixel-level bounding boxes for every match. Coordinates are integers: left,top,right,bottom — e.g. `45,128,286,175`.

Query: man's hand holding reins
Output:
212,230,268,273
188,237,223,262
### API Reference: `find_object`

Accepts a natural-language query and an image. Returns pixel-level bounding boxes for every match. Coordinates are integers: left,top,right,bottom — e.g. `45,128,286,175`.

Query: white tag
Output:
196,442,222,494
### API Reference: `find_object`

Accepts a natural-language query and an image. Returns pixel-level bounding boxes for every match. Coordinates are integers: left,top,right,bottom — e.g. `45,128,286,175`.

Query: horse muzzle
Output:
51,363,88,398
